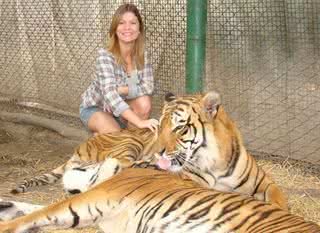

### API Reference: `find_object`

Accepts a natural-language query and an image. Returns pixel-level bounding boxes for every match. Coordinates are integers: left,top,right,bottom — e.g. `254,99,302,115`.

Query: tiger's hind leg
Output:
0,183,127,233
264,183,288,211
253,174,288,211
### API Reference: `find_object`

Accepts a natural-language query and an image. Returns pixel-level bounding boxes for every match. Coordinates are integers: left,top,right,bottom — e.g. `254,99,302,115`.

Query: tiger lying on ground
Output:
10,127,159,194
10,90,287,210
155,91,288,210
0,166,319,233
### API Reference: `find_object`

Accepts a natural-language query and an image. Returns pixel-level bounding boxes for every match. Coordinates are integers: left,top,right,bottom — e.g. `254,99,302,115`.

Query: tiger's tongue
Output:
156,157,172,170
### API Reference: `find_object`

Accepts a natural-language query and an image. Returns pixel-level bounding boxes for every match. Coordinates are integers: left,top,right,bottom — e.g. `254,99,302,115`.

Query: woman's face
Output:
116,12,140,44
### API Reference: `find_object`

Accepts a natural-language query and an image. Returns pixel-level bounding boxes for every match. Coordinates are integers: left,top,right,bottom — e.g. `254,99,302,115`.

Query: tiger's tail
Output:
10,163,67,194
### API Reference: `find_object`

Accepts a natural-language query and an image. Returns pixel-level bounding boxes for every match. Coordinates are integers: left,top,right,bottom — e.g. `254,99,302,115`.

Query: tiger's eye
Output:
175,125,184,130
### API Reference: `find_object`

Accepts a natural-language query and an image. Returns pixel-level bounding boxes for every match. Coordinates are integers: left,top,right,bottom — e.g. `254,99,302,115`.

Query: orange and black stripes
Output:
0,168,319,233
157,91,288,210
11,127,158,194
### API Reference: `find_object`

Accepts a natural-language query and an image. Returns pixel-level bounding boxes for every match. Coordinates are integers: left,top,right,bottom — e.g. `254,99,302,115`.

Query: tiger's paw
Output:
62,158,122,194
98,158,122,179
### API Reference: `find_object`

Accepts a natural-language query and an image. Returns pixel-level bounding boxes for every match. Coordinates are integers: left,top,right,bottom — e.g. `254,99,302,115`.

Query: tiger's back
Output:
1,168,319,233
75,127,156,163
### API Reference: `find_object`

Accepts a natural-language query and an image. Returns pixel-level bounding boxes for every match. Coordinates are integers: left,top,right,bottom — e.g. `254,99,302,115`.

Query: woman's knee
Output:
129,96,152,119
88,112,120,134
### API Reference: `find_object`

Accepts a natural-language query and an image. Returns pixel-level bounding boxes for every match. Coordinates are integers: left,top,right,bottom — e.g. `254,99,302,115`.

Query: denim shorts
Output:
79,106,127,131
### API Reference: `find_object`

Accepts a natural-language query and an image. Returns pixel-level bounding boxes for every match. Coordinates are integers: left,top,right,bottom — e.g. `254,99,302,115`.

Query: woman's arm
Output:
117,86,129,96
96,49,130,117
96,49,158,130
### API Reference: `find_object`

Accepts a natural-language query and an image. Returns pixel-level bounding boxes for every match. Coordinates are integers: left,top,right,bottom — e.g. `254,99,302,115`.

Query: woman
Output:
80,3,158,135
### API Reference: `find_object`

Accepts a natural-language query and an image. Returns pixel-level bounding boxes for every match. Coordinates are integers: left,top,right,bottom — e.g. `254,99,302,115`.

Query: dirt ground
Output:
0,121,97,233
0,120,320,233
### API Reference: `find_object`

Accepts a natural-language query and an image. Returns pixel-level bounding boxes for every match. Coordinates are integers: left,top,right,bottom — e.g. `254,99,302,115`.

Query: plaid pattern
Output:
80,48,154,117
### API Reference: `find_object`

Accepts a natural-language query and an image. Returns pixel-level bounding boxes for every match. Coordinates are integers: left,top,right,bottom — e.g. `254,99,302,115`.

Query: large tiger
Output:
155,91,288,210
0,168,319,233
11,127,159,194
11,90,287,211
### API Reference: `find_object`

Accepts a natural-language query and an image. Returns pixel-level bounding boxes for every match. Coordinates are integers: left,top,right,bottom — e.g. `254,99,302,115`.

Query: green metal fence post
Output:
186,0,207,93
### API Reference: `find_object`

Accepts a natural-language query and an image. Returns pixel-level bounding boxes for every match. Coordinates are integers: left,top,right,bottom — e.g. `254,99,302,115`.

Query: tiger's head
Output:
156,91,241,173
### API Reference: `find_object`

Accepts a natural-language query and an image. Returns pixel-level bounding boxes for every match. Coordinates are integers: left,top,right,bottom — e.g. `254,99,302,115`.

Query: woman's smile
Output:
116,12,140,43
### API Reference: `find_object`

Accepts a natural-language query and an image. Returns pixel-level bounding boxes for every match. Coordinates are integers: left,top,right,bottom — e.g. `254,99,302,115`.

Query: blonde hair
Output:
107,3,145,70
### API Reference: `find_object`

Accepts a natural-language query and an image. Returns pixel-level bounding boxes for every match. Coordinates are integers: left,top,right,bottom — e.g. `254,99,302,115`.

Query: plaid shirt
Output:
80,48,154,117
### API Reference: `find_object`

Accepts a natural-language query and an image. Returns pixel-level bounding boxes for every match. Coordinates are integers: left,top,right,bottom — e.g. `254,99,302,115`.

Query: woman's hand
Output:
121,109,158,132
117,86,128,96
137,118,159,132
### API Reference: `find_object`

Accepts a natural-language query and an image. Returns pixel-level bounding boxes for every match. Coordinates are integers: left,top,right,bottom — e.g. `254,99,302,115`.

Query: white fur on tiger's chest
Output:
192,130,237,192
196,130,221,171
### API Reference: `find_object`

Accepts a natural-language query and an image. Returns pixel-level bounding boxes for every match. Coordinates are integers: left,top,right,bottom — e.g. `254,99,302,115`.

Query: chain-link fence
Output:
206,0,320,163
0,0,186,117
0,0,319,163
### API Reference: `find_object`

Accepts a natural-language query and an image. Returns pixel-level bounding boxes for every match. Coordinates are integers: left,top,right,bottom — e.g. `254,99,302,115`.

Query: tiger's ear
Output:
165,92,176,102
202,91,221,118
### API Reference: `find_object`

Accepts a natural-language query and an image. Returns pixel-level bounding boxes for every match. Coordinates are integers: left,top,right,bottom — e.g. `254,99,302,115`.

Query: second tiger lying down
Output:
11,127,159,194
0,167,319,233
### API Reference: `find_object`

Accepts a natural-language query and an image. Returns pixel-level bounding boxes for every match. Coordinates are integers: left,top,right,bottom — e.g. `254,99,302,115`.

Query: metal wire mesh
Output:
0,0,319,163
0,0,186,114
206,0,320,163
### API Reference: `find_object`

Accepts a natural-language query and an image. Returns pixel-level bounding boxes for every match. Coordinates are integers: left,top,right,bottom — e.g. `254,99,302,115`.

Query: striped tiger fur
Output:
11,90,287,211
156,91,288,210
11,127,158,193
0,158,157,221
0,168,319,233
